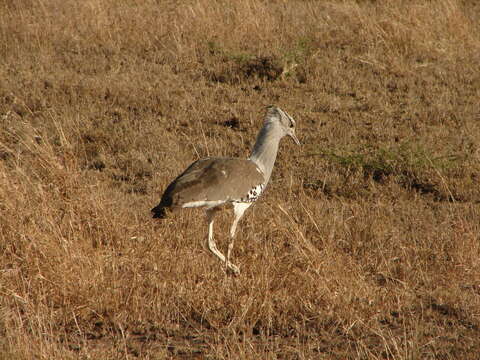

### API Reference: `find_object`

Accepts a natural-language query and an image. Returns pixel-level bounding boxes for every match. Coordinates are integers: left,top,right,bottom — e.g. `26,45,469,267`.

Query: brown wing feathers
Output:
151,158,265,218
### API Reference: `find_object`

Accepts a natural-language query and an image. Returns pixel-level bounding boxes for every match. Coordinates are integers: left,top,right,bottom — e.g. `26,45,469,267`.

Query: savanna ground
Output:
1,0,480,358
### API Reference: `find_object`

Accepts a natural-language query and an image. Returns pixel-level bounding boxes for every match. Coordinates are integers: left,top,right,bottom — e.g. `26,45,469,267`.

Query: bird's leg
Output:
206,208,239,275
206,209,223,261
225,203,251,274
227,216,240,267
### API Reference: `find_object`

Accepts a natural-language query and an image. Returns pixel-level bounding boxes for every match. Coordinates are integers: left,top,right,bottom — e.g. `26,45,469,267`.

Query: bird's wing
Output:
159,158,265,207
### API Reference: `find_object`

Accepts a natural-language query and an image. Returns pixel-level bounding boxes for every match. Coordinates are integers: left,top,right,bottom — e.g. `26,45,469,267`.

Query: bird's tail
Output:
151,205,167,219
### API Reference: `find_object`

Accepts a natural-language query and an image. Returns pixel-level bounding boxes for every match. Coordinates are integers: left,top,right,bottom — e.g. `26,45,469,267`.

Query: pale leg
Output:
206,208,240,275
226,203,252,270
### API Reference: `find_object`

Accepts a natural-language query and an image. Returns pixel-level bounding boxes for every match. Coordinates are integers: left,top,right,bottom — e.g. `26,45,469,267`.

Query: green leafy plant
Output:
312,143,462,183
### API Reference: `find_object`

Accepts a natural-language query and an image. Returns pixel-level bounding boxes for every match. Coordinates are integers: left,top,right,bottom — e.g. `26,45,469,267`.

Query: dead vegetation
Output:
1,0,480,358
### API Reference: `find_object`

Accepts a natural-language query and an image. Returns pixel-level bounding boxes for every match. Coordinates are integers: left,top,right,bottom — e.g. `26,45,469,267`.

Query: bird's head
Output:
265,105,300,145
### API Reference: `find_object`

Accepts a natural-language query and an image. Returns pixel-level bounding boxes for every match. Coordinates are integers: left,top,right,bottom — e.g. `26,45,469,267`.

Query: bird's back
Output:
152,157,265,217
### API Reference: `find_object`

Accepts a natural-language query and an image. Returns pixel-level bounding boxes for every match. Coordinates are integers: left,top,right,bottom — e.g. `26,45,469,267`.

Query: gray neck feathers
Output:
249,121,283,183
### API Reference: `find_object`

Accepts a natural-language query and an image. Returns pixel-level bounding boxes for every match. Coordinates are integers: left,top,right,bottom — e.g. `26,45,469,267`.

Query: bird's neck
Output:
249,122,282,183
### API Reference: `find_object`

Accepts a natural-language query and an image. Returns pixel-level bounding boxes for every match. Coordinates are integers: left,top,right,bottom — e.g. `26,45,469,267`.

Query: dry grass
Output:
1,0,480,358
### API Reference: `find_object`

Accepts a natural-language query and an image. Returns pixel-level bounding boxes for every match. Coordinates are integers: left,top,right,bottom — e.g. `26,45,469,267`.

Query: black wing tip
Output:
151,205,167,219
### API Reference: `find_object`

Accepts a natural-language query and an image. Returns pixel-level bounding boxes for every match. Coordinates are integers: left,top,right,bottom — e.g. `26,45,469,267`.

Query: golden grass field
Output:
1,0,480,358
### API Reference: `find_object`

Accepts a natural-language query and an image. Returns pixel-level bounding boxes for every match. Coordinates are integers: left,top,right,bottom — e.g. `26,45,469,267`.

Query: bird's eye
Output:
289,123,294,128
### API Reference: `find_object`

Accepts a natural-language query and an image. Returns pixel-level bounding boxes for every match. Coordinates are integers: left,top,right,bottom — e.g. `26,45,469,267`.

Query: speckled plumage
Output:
238,183,265,203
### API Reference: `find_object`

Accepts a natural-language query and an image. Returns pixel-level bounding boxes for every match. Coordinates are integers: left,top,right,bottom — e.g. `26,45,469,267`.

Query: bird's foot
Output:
226,262,240,276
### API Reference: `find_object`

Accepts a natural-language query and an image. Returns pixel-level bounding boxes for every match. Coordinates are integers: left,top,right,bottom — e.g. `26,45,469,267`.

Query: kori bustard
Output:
151,106,300,275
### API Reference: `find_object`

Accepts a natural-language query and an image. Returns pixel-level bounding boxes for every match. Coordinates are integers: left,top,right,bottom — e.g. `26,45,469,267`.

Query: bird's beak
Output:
289,131,300,145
